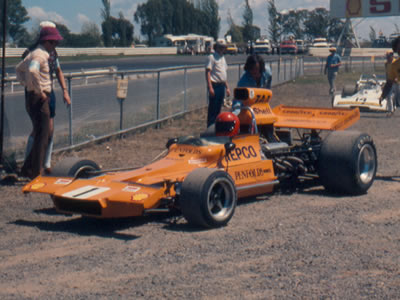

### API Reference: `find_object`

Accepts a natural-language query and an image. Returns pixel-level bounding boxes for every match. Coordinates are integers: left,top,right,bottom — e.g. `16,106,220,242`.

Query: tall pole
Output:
0,0,8,166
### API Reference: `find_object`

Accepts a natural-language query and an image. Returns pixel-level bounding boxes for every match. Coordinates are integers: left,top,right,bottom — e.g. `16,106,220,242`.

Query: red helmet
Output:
215,112,240,136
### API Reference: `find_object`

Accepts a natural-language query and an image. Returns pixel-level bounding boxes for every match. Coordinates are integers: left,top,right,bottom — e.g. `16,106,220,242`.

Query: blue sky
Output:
21,0,400,40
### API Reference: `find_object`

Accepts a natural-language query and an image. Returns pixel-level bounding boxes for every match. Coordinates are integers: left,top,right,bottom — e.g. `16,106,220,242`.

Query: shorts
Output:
49,90,56,118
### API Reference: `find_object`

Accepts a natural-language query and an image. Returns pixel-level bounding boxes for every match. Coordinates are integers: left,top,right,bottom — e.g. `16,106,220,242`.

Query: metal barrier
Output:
3,57,303,159
0,47,178,58
304,56,386,76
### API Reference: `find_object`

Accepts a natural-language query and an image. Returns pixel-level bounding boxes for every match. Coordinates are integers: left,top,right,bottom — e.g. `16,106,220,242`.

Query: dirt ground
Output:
1,74,400,299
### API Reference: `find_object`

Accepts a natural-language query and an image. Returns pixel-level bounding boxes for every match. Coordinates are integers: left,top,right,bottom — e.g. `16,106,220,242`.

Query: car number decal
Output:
62,185,110,199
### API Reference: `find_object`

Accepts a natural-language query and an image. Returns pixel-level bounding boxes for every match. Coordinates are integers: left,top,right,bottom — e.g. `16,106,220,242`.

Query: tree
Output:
0,0,30,46
112,13,134,47
198,0,220,40
267,0,281,44
134,0,221,45
242,0,255,42
226,10,243,43
101,0,112,46
304,8,330,40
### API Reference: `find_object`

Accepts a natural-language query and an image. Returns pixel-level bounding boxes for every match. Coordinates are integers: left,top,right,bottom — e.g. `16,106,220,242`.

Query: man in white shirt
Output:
205,40,231,127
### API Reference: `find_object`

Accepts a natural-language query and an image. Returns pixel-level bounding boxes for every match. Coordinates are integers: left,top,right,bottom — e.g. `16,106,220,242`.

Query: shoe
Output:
44,168,52,175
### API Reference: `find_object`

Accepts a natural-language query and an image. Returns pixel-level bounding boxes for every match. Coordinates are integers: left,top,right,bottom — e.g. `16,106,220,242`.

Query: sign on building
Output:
330,0,400,18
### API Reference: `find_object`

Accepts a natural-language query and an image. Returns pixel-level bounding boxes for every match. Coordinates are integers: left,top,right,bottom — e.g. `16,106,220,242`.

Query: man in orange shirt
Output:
16,27,63,178
380,37,400,105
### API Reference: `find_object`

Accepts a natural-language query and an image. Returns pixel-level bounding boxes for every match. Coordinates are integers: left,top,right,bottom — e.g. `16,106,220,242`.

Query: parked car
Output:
253,38,272,55
225,43,238,55
312,38,329,48
280,40,297,55
295,40,307,54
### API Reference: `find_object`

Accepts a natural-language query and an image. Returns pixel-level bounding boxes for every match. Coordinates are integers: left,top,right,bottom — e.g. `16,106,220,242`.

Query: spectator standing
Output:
324,47,341,95
384,50,395,79
205,40,231,127
16,26,64,178
22,22,71,175
380,37,400,106
232,54,272,114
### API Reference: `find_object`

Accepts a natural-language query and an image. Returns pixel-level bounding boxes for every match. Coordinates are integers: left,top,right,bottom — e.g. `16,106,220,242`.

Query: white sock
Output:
25,135,34,159
44,136,54,169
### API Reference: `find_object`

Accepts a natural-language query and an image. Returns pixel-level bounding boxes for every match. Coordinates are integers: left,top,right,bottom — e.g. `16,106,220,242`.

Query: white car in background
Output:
333,74,396,114
253,38,272,54
312,38,329,48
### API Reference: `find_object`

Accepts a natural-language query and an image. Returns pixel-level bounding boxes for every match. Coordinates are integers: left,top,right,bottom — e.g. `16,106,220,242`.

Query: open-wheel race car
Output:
333,74,396,114
22,87,377,228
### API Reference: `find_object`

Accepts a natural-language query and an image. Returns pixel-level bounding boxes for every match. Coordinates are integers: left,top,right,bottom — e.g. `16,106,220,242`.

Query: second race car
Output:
333,74,397,114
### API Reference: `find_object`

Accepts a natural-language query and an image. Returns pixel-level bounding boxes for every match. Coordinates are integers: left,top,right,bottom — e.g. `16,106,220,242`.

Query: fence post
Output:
278,58,281,83
184,68,187,112
284,59,287,81
156,71,160,128
290,58,293,80
119,73,124,130
67,77,73,146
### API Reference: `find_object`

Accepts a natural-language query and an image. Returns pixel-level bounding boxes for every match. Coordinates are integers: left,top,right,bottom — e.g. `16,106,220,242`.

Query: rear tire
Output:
180,168,237,228
49,157,101,178
318,131,377,195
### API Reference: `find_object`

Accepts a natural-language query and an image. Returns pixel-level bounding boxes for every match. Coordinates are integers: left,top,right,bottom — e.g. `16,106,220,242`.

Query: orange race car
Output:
22,88,377,228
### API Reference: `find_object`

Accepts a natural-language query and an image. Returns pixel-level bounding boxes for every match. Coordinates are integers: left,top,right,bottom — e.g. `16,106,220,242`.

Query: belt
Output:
212,82,225,87
27,90,51,95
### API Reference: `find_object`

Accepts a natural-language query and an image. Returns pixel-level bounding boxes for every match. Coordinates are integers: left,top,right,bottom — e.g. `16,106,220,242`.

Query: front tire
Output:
49,157,101,178
180,168,237,228
318,131,377,195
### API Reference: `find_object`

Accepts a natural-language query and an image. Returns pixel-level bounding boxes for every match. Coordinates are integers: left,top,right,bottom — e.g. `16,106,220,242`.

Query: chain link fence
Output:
3,57,305,160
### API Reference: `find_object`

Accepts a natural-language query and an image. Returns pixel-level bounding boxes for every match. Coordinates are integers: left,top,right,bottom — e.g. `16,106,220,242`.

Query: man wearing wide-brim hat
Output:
205,39,231,127
324,46,342,95
16,26,63,178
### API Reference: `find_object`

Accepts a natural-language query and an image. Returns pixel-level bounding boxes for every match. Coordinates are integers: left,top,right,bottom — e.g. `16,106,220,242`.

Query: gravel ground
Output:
1,74,400,299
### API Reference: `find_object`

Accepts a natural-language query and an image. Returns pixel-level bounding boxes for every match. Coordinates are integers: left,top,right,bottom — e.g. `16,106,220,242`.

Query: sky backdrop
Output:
21,0,400,40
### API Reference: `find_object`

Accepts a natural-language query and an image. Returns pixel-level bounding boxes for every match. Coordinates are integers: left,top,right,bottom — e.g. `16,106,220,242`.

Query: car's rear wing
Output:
234,87,360,131
272,105,360,130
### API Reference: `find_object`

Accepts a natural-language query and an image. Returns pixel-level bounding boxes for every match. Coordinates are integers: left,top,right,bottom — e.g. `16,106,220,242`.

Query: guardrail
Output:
0,47,178,58
308,47,391,57
2,57,304,160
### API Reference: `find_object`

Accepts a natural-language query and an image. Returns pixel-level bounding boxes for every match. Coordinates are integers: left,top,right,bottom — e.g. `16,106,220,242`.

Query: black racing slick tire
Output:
48,157,101,178
318,131,377,195
180,168,237,228
342,84,357,97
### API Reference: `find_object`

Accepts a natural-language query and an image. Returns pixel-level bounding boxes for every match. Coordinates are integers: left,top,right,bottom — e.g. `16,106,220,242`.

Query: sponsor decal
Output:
281,109,314,116
30,182,46,190
226,145,258,161
234,168,270,180
253,107,272,114
132,193,149,201
189,158,207,165
254,94,271,104
170,147,202,155
55,179,73,185
122,186,141,193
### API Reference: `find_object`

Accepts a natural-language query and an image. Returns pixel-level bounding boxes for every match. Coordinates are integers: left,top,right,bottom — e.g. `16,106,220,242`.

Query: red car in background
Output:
280,40,298,55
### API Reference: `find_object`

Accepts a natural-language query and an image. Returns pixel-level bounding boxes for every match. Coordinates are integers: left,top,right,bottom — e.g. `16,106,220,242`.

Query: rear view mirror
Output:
224,142,236,155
